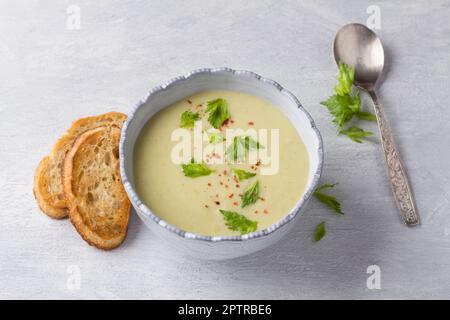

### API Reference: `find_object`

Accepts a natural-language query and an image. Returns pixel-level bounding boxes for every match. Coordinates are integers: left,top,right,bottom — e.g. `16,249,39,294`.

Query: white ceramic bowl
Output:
120,68,323,260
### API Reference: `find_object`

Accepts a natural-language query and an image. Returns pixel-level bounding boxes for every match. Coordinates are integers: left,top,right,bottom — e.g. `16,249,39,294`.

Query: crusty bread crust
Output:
34,112,127,219
62,126,130,250
33,156,69,219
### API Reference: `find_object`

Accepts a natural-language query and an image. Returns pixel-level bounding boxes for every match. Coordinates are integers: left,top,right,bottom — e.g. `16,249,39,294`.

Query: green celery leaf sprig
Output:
180,110,200,128
241,180,259,208
314,221,326,242
314,183,344,215
182,158,213,178
320,62,376,143
219,210,258,235
226,136,264,162
312,183,345,242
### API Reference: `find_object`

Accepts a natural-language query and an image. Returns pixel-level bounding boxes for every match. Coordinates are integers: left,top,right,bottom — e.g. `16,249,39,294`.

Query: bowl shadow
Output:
121,207,144,248
186,201,385,299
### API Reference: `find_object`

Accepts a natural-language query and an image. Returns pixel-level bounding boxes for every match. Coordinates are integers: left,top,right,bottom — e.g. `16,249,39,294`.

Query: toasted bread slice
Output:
62,125,130,250
33,112,127,219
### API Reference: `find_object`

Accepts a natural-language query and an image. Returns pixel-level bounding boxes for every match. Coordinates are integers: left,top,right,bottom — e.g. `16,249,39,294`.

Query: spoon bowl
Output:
333,23,384,91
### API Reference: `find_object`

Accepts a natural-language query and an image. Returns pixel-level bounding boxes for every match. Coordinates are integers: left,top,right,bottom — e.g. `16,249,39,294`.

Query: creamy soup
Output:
134,90,309,236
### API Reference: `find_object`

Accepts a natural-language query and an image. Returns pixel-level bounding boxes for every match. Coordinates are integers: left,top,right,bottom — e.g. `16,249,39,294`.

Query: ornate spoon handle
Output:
368,90,420,226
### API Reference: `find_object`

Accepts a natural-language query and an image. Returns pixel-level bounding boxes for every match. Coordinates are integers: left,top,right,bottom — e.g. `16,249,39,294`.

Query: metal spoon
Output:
333,23,419,226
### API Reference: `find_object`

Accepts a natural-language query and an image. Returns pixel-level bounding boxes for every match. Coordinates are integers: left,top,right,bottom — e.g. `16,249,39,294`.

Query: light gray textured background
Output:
1,0,449,299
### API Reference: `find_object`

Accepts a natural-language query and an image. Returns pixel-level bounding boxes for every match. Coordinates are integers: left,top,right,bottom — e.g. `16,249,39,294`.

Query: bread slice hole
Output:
113,147,119,159
86,192,94,204
104,153,110,166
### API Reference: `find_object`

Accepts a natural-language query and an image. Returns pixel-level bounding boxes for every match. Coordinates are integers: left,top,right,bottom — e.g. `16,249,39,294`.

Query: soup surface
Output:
134,90,309,236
